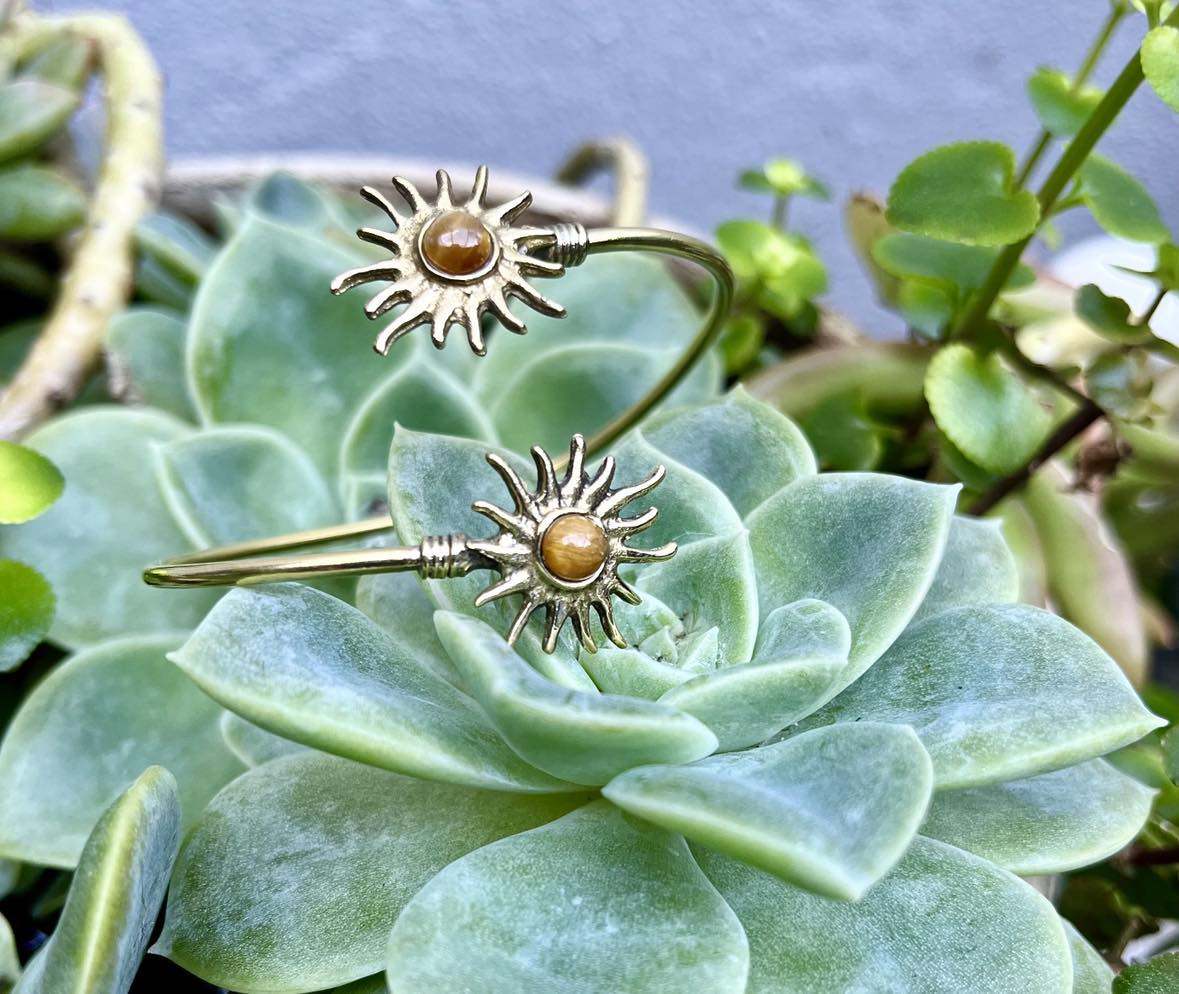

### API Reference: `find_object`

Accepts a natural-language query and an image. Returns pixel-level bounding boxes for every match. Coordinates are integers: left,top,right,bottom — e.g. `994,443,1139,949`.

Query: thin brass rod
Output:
553,137,649,227
145,546,427,587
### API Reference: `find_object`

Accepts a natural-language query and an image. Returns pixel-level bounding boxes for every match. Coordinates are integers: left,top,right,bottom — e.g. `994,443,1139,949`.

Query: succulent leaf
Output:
104,307,199,421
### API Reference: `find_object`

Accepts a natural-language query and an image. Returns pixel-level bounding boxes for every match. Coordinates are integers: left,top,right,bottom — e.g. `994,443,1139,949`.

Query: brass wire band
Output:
143,228,733,589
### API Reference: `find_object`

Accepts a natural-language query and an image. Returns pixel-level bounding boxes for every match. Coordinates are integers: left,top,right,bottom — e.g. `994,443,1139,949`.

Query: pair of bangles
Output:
144,165,734,653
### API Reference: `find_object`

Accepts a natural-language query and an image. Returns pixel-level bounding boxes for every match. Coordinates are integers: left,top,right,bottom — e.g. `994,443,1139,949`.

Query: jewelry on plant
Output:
144,435,675,653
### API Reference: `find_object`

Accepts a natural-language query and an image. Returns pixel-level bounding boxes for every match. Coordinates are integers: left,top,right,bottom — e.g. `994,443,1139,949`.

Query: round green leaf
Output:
172,584,574,792
925,343,1052,475
921,759,1154,874
1075,283,1146,342
1142,25,1179,113
0,81,78,163
12,767,180,994
697,835,1072,994
797,604,1165,788
105,307,198,422
1114,953,1179,994
0,441,62,524
386,800,749,994
873,232,1034,293
0,559,54,672
886,141,1040,246
748,473,957,689
157,752,583,993
1065,922,1115,994
0,165,86,241
0,409,219,647
154,425,339,547
913,515,1019,623
605,722,932,901
1027,67,1104,137
642,386,816,519
0,634,243,868
1078,155,1169,245
134,212,216,286
187,214,405,479
435,612,718,785
799,392,886,471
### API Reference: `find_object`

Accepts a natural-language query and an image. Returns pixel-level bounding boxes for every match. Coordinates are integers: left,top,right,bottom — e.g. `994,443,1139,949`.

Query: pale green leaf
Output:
1142,26,1179,113
157,752,583,993
0,634,243,868
1065,922,1115,994
1078,155,1169,244
355,571,462,686
0,441,62,524
172,584,574,792
219,711,307,766
0,410,219,647
747,473,957,690
386,800,749,994
1027,67,1105,137
873,232,1035,293
154,425,338,547
697,836,1072,994
921,759,1154,874
187,214,406,478
1114,953,1179,993
605,723,932,901
797,604,1165,788
0,559,53,672
0,912,17,991
913,515,1019,623
658,599,851,751
12,767,180,994
0,165,85,241
104,308,197,422
17,35,92,89
579,642,699,700
642,386,816,519
435,612,718,785
925,344,1052,475
886,141,1040,246
134,212,216,286
0,81,77,164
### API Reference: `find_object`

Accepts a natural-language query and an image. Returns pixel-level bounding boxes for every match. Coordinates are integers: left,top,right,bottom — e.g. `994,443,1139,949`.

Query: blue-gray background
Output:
52,0,1179,329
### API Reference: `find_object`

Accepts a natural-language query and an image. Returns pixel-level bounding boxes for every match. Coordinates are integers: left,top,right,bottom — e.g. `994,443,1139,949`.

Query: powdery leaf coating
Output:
797,604,1164,788
696,836,1071,994
1064,922,1115,994
386,801,749,994
0,559,54,672
913,515,1019,624
157,753,585,993
747,472,957,690
218,712,307,767
886,141,1041,247
435,613,718,785
104,307,198,422
642,387,816,519
0,634,243,868
172,584,574,793
187,214,406,479
0,409,219,647
13,767,180,994
154,425,339,547
921,759,1155,874
604,723,932,901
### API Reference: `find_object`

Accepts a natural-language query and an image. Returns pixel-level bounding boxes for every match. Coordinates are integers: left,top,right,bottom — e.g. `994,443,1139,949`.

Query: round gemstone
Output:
540,514,608,583
420,211,494,276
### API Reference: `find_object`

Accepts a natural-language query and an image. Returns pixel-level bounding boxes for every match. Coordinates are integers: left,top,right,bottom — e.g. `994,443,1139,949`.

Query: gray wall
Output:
50,0,1179,329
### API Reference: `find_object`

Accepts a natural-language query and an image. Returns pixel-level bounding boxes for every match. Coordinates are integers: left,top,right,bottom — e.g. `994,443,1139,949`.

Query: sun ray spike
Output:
506,277,566,318
581,456,617,507
597,465,668,516
488,189,532,225
464,308,486,356
608,506,658,537
474,569,533,609
373,297,432,355
390,175,427,212
356,227,399,251
435,169,454,209
594,599,627,649
560,434,586,500
505,246,563,278
532,445,558,499
485,288,527,334
613,577,643,606
618,541,678,565
360,186,406,227
471,499,527,534
364,280,416,319
507,597,542,645
543,602,569,654
486,453,533,512
572,603,598,653
430,310,453,350
468,165,489,207
330,260,403,295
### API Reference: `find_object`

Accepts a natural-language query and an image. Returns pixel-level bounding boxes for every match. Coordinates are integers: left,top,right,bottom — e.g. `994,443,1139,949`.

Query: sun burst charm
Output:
467,434,677,654
330,166,568,356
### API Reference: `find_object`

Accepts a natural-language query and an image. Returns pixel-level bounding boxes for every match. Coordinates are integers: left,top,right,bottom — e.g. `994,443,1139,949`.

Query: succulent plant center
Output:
420,210,495,276
539,513,608,582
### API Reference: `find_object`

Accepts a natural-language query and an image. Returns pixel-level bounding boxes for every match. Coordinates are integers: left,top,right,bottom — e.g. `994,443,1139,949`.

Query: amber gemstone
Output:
540,514,608,582
420,211,494,276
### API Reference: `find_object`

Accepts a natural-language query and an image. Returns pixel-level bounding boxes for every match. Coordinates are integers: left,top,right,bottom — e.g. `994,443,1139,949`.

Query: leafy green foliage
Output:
716,220,827,321
739,158,829,200
0,442,62,524
0,81,77,164
1077,155,1170,244
1142,25,1179,112
1114,953,1179,993
0,559,53,672
0,166,85,240
886,141,1040,246
1027,66,1105,136
1076,283,1150,343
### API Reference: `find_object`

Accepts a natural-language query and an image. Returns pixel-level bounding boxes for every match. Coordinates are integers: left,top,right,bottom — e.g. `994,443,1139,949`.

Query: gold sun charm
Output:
467,434,676,654
330,167,567,356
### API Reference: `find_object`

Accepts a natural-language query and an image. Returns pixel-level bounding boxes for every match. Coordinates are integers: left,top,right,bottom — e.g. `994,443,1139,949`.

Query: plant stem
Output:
1014,4,1126,185
967,399,1104,516
771,195,789,230
0,13,164,440
955,6,1179,344
1138,285,1169,326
